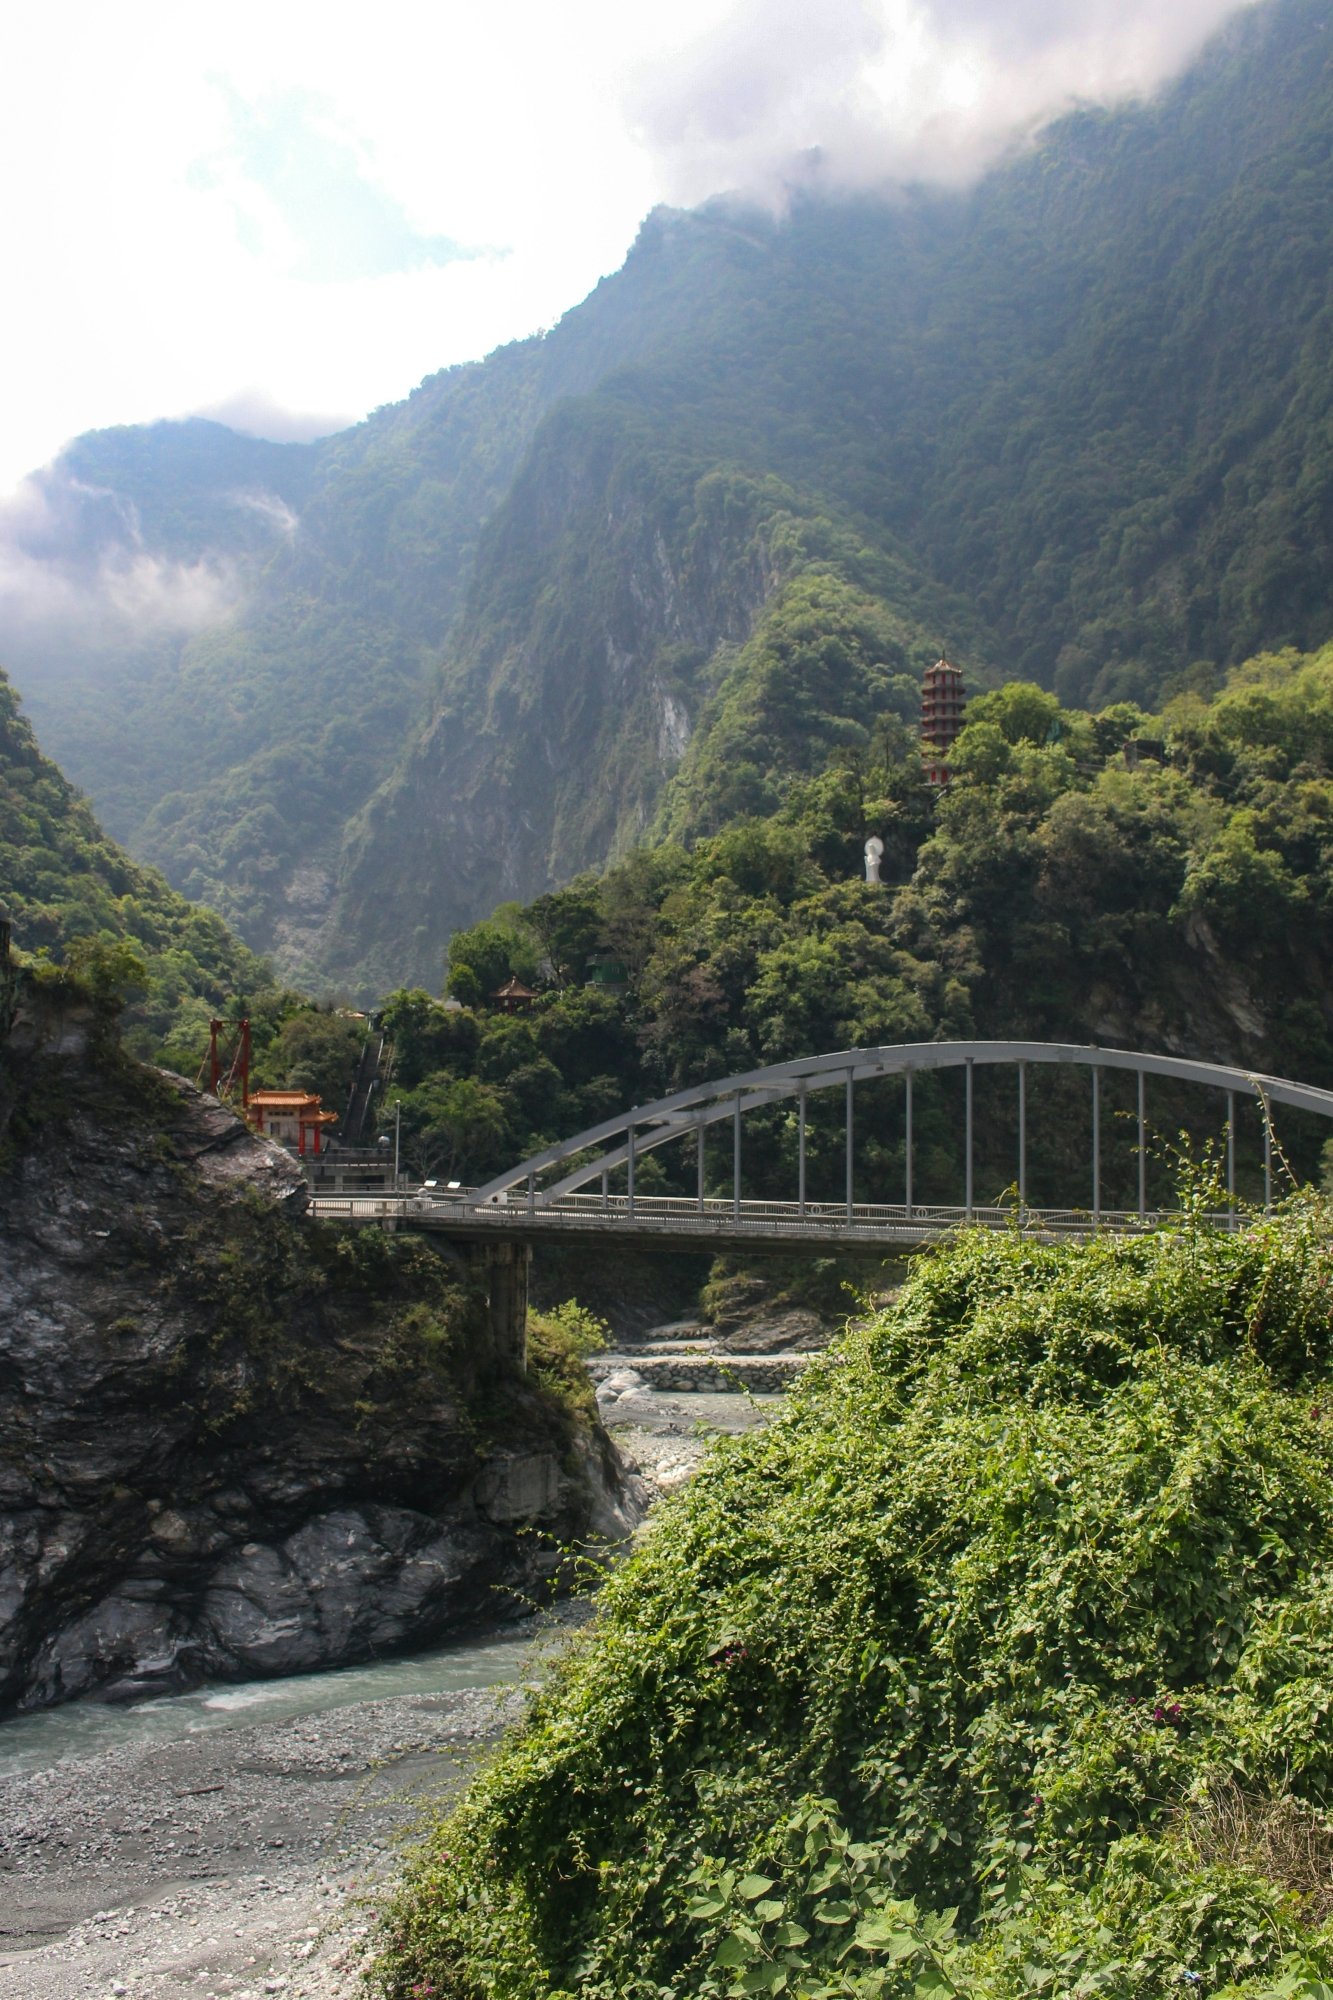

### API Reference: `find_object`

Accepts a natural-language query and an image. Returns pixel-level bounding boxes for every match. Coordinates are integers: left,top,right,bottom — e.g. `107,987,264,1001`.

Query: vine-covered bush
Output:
371,1202,1333,1999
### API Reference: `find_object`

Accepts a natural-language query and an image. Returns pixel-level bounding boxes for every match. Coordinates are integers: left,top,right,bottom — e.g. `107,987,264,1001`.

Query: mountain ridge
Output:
7,0,1333,994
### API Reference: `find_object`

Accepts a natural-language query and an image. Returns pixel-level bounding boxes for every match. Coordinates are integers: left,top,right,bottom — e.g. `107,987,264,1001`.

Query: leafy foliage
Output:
370,1201,1333,1999
0,664,261,1040
533,1299,610,1358
0,665,365,1105
378,647,1333,1200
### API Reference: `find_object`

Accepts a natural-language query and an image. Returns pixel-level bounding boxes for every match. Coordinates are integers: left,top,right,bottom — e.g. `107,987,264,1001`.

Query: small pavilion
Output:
492,975,537,1014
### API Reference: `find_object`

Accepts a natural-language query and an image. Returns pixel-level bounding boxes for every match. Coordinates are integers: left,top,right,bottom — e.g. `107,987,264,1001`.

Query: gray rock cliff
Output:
0,979,639,1713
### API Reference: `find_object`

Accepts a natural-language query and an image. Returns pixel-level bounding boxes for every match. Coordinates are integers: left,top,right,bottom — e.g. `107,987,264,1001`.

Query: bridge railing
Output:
308,1188,1250,1242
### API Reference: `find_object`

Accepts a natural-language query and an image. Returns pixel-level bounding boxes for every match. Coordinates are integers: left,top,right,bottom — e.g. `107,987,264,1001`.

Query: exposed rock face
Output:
716,1309,828,1354
0,1001,638,1714
331,430,786,993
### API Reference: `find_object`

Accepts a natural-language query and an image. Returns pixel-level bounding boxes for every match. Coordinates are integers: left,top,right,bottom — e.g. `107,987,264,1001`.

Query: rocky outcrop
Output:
716,1308,828,1354
0,1011,639,1714
330,432,790,993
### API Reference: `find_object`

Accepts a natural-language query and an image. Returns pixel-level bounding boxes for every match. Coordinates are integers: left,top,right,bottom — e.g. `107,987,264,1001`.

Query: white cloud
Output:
97,551,243,631
0,0,1257,499
227,489,301,537
0,531,243,647
196,389,350,444
625,0,1257,203
0,468,254,651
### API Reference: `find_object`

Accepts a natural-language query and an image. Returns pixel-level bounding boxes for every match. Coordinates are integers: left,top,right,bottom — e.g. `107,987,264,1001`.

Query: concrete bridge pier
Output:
466,1238,530,1371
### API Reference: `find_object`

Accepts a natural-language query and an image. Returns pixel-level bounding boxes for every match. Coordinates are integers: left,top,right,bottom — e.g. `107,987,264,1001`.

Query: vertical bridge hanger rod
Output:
473,1042,1333,1216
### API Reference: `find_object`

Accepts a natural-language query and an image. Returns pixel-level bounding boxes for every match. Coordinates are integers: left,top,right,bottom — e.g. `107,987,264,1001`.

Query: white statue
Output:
864,835,885,885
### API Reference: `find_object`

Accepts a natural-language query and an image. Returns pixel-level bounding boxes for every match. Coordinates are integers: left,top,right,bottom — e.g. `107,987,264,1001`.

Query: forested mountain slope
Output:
0,663,273,1056
378,648,1333,1210
0,666,373,1108
10,0,1333,993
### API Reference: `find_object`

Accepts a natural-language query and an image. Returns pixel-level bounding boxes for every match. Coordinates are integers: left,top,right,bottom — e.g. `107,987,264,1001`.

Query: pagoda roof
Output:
493,975,537,999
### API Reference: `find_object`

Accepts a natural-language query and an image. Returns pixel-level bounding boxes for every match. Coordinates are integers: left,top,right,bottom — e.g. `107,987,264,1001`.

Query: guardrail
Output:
307,1189,1243,1242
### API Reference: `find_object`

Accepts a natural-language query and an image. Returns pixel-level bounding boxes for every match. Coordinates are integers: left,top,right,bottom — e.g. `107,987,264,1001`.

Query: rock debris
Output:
0,1682,523,1999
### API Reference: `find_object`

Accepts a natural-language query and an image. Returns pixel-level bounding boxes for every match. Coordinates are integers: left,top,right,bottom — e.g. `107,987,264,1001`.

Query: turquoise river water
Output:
0,1619,554,1781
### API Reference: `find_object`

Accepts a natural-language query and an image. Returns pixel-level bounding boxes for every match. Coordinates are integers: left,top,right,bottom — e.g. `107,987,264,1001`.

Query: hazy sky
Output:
0,0,1254,495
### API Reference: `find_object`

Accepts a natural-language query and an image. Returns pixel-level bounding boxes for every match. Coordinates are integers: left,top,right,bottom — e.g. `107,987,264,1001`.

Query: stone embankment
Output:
589,1311,827,1496
589,1309,825,1399
590,1351,810,1395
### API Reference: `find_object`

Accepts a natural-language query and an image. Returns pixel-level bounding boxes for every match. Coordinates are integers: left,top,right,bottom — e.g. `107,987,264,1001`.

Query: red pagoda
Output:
921,655,966,785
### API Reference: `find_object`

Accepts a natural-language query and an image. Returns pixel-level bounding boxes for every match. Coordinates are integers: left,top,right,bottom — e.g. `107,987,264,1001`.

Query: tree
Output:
380,987,480,1087
399,1076,509,1180
968,681,1063,746
63,934,149,1011
526,881,604,988
270,1008,365,1110
444,916,540,1005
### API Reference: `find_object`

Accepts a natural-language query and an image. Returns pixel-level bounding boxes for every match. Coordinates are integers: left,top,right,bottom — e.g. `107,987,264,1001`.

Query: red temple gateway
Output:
248,1090,338,1157
921,655,966,785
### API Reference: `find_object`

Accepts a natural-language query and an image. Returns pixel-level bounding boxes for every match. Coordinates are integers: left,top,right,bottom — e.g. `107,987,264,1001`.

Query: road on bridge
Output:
307,1188,1242,1251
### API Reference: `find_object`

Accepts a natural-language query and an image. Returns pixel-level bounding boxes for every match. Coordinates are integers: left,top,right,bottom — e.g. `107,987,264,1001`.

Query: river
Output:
0,1381,786,1996
0,1613,558,1781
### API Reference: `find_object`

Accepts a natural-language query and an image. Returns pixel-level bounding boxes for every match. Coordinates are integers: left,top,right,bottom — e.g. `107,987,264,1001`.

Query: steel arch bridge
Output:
310,1041,1333,1251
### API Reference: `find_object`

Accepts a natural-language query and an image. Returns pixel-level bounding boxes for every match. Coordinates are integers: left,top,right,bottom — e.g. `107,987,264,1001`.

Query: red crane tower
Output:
199,1017,251,1108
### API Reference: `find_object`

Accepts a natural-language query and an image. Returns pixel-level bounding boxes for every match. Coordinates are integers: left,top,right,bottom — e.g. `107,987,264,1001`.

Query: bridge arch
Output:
471,1041,1333,1223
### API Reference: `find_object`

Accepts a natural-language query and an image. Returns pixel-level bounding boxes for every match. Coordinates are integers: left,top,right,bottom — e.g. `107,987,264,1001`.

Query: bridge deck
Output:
308,1190,1240,1250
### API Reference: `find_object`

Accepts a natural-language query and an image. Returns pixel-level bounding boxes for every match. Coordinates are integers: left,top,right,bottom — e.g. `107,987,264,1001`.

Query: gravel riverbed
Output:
0,1683,525,1999
0,1385,785,1998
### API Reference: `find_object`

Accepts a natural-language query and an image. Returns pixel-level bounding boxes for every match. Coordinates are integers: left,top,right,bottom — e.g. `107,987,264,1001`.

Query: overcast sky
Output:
0,0,1254,496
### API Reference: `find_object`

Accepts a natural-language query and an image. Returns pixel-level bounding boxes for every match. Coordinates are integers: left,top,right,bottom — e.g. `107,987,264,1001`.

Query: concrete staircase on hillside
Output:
341,1030,386,1148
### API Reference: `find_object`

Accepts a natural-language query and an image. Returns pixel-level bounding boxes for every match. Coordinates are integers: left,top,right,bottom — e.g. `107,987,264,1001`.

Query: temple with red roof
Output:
248,1089,338,1157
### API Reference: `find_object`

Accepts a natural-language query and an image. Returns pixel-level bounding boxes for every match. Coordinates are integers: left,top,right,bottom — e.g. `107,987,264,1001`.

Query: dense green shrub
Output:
370,1203,1333,1999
